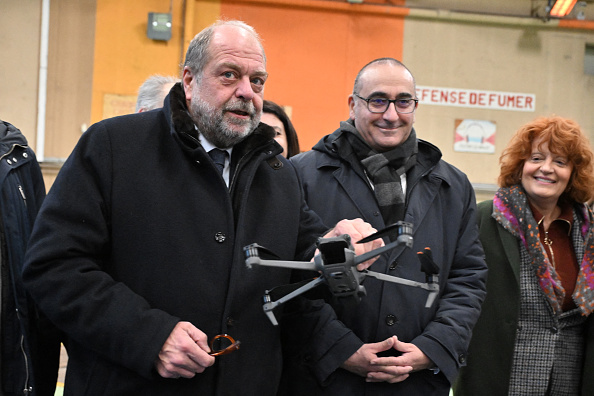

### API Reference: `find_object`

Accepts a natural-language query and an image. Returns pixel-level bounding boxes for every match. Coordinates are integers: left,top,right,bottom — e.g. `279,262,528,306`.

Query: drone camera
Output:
314,235,362,297
317,235,351,265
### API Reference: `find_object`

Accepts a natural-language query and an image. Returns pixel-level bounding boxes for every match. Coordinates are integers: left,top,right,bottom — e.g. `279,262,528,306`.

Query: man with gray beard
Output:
22,20,381,395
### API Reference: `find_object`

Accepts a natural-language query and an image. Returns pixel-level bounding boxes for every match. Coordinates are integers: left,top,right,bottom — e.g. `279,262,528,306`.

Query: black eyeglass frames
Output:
354,93,418,114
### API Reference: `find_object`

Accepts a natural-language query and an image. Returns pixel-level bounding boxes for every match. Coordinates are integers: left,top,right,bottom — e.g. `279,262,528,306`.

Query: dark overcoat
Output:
286,126,487,395
0,120,60,396
22,85,337,395
453,200,594,396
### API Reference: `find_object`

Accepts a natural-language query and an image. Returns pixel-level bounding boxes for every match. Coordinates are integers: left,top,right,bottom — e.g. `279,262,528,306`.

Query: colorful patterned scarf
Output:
493,185,594,316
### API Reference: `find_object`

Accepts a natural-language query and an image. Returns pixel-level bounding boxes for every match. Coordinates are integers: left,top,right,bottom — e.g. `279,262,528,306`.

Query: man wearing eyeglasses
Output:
286,58,487,395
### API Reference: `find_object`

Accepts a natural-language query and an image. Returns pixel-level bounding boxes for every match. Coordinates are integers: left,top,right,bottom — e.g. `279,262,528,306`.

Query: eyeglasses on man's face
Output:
208,334,241,356
354,93,418,114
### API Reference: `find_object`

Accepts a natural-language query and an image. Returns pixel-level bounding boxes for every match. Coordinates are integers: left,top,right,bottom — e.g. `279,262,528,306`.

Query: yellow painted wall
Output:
91,0,187,123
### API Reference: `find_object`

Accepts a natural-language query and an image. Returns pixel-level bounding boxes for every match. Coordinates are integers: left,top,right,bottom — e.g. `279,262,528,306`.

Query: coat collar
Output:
312,120,448,188
0,120,28,157
165,83,281,159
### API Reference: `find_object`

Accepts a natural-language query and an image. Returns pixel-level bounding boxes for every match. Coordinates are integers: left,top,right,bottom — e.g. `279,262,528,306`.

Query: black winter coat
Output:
286,124,487,395
22,85,343,395
0,120,60,396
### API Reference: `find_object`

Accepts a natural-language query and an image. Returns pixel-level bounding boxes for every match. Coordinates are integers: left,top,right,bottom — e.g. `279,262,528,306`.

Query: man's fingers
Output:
366,371,410,383
156,358,199,379
332,218,376,241
324,219,385,271
183,323,212,354
155,322,215,379
366,336,396,354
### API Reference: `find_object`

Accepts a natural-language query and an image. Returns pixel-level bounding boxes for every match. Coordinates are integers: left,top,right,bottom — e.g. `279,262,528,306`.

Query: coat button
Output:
22,152,28,158
373,211,380,217
6,159,12,165
458,354,466,364
214,232,226,243
385,314,397,326
389,260,398,270
550,326,558,334
226,317,236,326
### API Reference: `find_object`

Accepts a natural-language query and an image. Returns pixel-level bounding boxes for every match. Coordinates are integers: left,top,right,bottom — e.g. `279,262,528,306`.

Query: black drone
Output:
243,221,439,326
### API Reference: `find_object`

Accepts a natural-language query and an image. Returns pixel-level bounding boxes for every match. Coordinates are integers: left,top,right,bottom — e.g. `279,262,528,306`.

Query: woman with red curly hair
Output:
454,116,594,396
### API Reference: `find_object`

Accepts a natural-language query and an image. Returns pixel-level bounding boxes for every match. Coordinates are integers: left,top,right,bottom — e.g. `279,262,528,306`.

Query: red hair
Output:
499,116,594,204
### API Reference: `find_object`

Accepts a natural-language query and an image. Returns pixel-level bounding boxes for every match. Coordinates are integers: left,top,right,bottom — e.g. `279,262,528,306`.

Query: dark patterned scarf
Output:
493,185,594,316
343,122,418,226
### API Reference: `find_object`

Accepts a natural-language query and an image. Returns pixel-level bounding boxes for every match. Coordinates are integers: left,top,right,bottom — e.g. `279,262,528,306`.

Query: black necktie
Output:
208,148,227,175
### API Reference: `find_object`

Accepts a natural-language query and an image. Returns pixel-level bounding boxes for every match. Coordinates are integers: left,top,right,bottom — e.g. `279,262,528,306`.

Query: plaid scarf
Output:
493,185,594,316
343,122,418,227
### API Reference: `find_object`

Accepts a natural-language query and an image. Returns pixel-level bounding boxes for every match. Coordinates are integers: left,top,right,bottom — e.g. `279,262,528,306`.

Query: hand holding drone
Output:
243,221,439,326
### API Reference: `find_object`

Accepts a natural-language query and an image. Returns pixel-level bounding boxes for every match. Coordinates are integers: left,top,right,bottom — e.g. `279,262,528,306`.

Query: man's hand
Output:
324,218,383,270
342,336,434,383
155,321,216,379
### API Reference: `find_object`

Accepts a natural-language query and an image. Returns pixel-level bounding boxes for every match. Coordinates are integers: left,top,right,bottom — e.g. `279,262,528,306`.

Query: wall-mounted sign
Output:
454,119,496,154
417,86,535,112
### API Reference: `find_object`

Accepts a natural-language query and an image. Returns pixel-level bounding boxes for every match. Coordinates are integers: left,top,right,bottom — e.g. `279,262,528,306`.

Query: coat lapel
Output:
497,220,521,285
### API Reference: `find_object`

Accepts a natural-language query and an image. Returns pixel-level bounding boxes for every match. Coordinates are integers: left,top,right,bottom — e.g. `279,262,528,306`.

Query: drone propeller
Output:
353,221,413,265
417,248,439,275
356,222,404,244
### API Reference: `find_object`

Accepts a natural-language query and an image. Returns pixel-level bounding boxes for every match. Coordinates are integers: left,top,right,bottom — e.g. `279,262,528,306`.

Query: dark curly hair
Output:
499,116,594,204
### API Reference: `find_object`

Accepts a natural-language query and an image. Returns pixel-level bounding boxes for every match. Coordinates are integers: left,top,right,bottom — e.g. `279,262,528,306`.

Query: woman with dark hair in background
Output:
454,116,594,396
262,100,300,158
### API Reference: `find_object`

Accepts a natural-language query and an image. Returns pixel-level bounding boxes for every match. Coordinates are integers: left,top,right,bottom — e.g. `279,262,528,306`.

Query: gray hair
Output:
353,58,416,94
183,20,266,78
136,74,180,112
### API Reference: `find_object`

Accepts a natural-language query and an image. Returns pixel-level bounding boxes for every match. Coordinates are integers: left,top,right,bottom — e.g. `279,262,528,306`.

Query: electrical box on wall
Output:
147,12,172,41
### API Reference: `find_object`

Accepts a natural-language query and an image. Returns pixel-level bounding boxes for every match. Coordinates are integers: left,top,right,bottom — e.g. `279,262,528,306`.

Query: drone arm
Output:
353,234,413,266
363,270,439,308
352,241,398,266
363,270,432,290
262,277,325,325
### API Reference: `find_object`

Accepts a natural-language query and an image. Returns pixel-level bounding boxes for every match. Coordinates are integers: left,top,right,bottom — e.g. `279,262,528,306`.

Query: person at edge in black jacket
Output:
0,120,61,395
